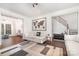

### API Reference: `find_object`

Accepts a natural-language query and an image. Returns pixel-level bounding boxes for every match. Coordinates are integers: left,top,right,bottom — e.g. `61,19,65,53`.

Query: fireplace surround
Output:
36,32,41,36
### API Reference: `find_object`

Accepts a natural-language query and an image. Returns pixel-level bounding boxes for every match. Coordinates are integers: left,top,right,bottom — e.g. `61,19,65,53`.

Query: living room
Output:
0,3,79,56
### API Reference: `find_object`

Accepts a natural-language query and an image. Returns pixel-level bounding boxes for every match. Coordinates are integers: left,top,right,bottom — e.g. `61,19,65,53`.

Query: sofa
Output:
24,32,47,43
65,35,79,56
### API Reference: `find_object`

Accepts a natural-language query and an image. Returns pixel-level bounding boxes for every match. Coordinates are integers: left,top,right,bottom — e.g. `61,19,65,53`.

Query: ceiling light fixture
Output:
32,3,38,7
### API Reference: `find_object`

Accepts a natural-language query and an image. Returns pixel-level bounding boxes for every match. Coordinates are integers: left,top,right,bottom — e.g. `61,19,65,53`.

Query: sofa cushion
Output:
65,35,79,55
64,35,77,41
65,40,79,56
74,35,79,43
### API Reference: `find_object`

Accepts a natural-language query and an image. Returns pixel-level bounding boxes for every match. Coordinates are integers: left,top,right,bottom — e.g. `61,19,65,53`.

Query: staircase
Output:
53,16,69,34
55,16,68,27
53,16,78,35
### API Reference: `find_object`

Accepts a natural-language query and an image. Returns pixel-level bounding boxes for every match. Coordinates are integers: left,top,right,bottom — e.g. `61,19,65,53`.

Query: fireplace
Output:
53,34,64,40
36,32,41,36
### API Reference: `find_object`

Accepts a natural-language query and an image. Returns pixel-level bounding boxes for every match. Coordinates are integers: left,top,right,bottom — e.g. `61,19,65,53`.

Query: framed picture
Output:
32,17,47,31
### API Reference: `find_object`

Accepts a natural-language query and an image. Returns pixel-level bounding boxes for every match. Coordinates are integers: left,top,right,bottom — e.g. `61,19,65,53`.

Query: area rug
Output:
1,41,63,56
40,47,50,55
19,41,30,46
23,43,63,56
10,50,28,56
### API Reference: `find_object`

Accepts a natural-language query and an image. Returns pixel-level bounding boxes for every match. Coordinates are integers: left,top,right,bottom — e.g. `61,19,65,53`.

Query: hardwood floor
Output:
1,36,23,49
1,37,67,56
43,39,67,56
53,40,67,56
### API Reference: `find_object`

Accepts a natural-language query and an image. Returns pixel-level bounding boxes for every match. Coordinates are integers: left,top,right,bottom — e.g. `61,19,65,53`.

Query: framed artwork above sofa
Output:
32,17,47,31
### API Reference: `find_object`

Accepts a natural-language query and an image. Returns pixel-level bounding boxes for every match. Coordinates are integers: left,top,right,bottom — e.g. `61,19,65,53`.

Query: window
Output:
1,24,12,35
1,24,4,35
6,24,11,34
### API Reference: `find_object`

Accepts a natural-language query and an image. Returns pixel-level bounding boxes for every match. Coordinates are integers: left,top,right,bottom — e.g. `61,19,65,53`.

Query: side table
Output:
46,34,52,45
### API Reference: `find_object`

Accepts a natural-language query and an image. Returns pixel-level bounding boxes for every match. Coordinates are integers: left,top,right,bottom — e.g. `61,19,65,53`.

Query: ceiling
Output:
0,3,79,17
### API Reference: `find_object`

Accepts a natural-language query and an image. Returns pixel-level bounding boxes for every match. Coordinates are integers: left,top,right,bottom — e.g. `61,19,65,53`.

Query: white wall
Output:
23,17,32,38
14,19,23,34
31,15,52,37
0,7,33,40
0,6,79,43
61,12,78,30
30,6,79,37
0,16,23,36
52,19,67,34
0,8,25,46
52,12,78,34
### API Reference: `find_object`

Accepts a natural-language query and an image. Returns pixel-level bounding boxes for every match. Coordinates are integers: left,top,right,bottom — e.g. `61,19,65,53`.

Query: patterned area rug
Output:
40,47,50,55
1,41,63,56
10,50,28,56
23,42,63,56
20,41,30,46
